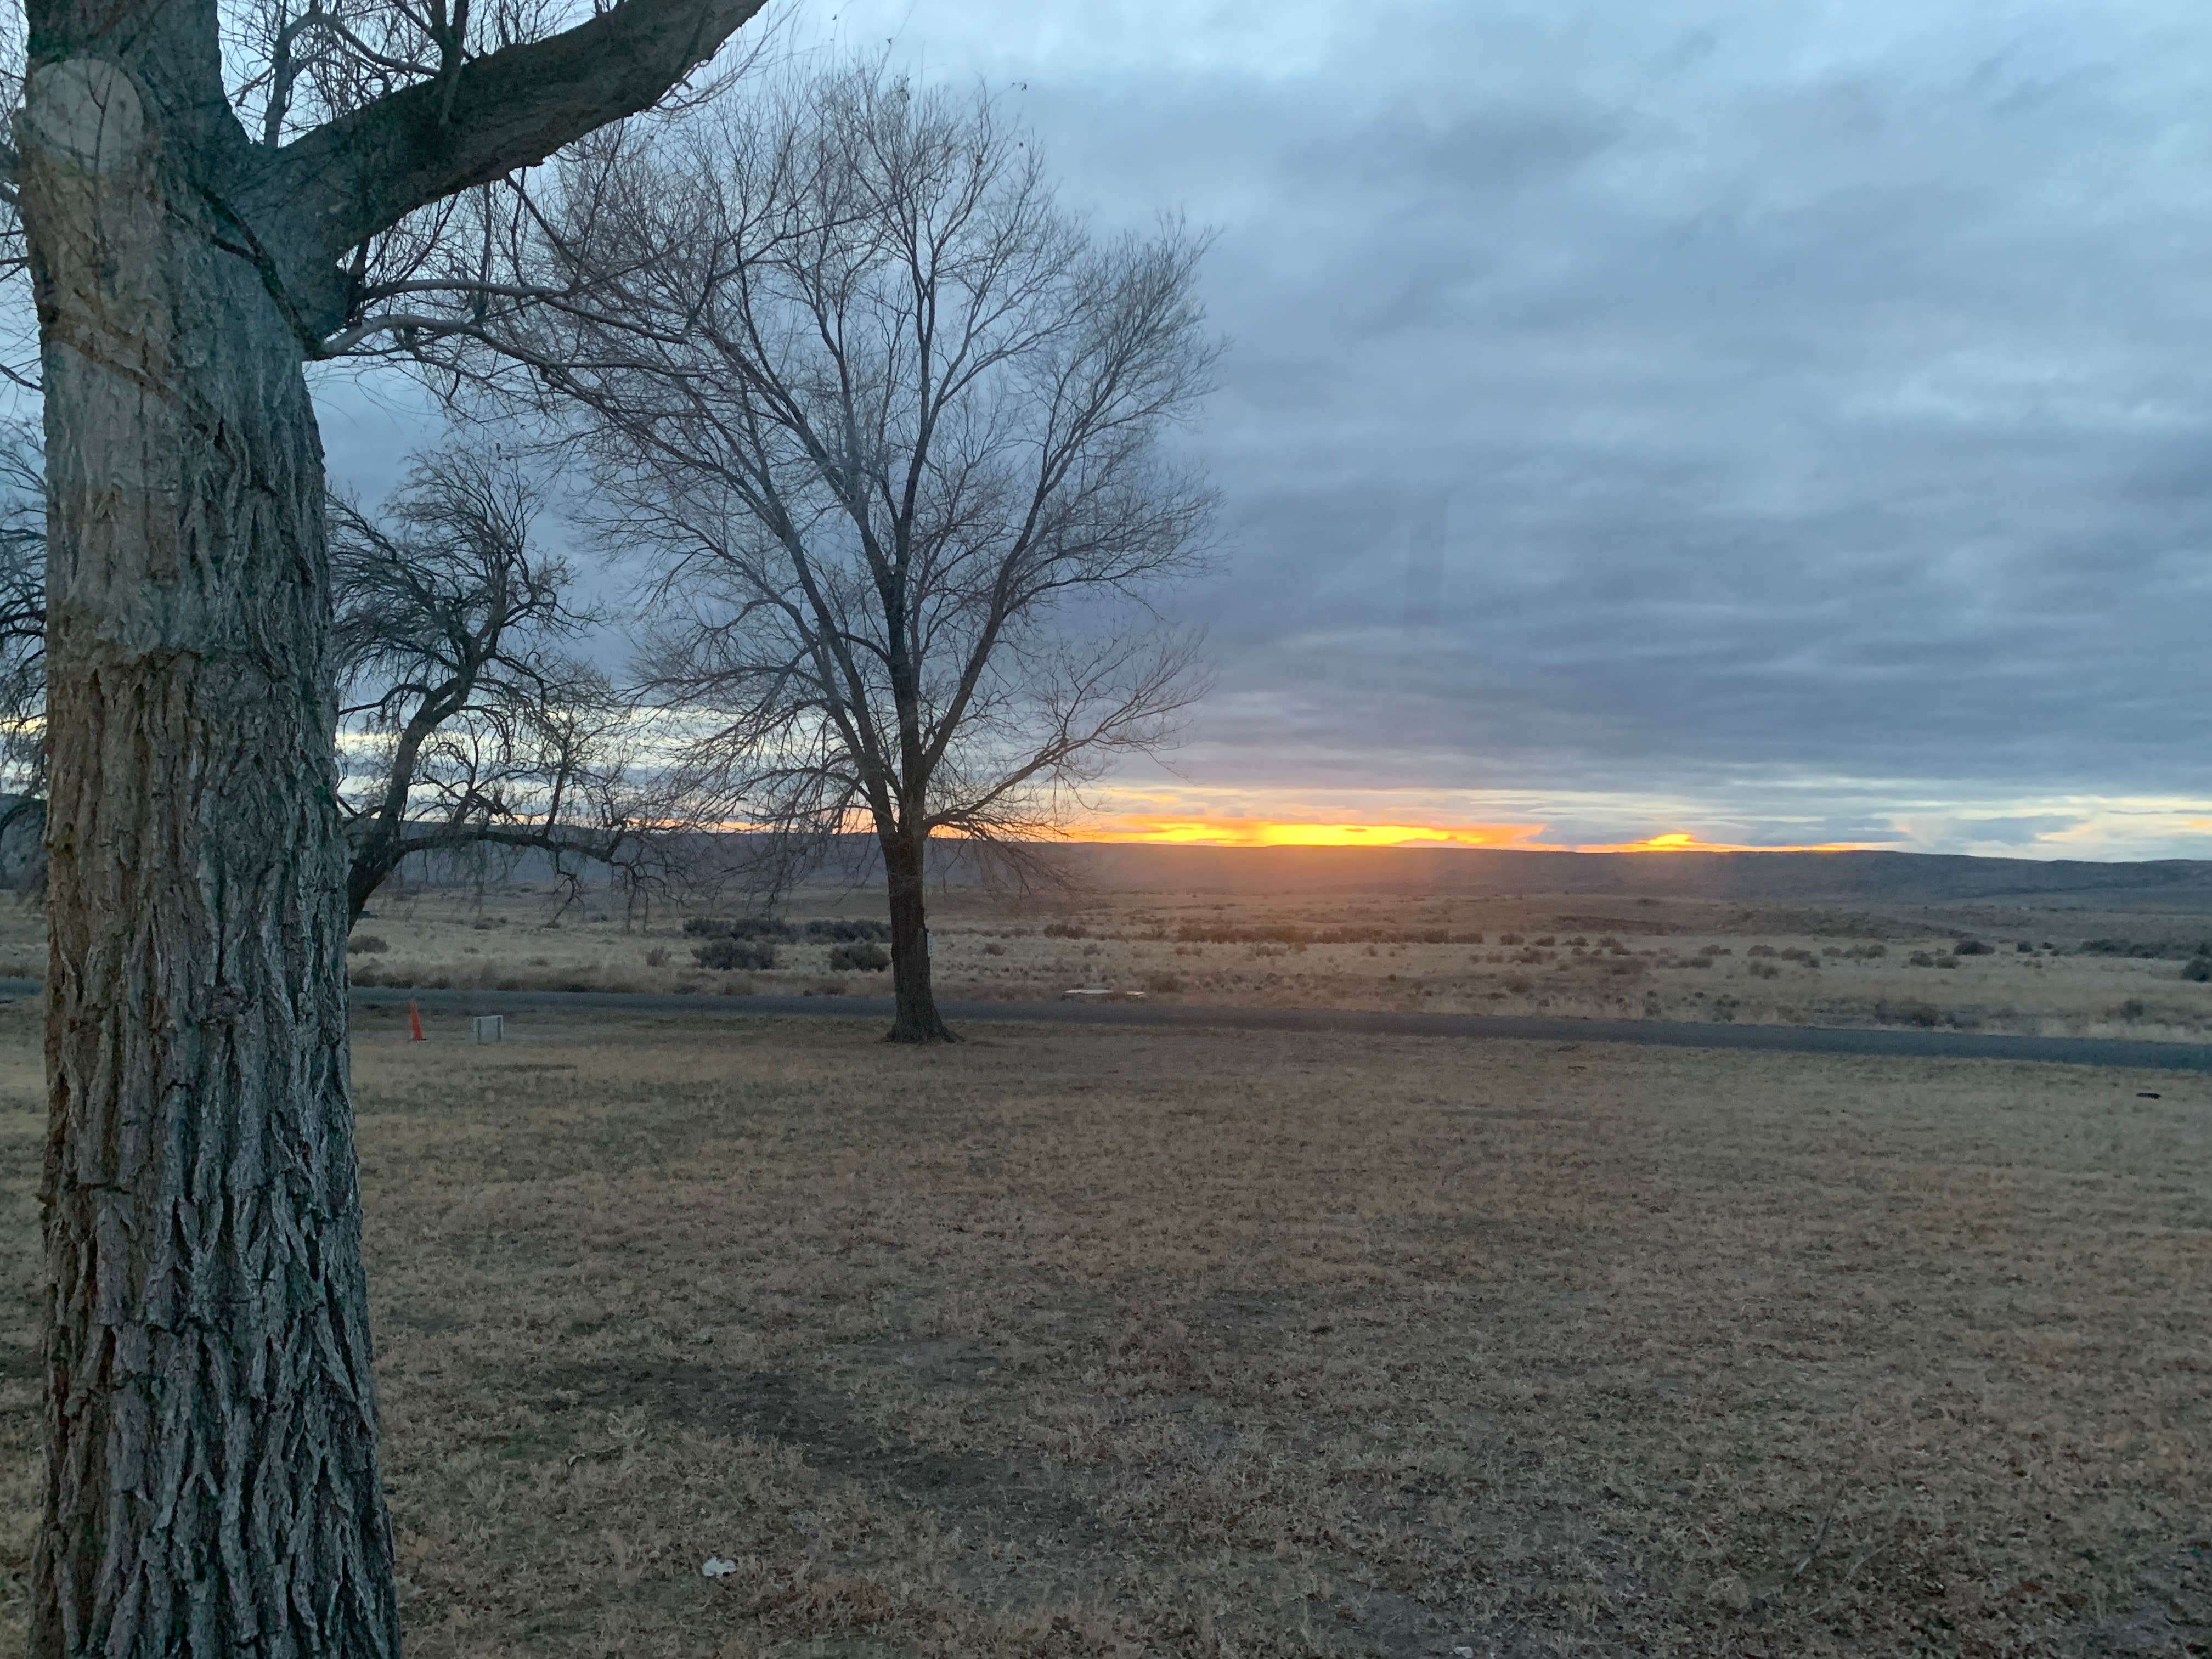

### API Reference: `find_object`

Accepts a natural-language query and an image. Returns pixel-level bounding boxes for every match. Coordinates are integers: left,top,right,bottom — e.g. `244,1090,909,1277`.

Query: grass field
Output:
323,883,2212,1041
2,1003,2209,1656
4,878,2212,1039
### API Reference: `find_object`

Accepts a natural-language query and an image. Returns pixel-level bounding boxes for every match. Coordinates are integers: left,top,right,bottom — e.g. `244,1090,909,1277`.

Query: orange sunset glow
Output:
1576,831,1883,854
1077,816,1549,849
1073,818,1880,854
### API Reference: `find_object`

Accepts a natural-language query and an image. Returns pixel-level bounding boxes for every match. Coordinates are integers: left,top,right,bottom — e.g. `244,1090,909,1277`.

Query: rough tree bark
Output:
22,54,397,1657
14,0,764,1651
882,822,955,1045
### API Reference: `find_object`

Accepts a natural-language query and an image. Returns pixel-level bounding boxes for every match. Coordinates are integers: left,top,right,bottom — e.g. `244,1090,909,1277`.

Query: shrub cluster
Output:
347,934,390,955
1170,922,1482,946
693,938,778,971
684,915,795,941
685,915,892,945
2079,937,2210,960
827,941,890,971
808,918,891,943
1872,998,1943,1028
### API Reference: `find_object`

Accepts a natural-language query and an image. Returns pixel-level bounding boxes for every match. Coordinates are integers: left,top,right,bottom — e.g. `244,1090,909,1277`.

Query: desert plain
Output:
0,862,2208,1655
309,873,2212,1042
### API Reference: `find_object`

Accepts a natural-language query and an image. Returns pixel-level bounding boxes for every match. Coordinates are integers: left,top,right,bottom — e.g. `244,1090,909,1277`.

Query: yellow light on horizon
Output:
1073,816,1880,855
1576,831,1881,854
1073,816,1549,849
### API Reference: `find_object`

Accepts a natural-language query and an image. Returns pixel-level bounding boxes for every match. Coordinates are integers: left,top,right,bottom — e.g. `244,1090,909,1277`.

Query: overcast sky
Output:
327,1,2212,857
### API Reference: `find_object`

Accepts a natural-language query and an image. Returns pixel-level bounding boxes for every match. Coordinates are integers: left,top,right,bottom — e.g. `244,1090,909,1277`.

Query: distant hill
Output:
1009,844,2212,911
406,836,2212,914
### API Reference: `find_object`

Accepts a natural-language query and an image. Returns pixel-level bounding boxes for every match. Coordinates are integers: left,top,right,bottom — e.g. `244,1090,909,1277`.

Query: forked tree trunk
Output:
347,837,405,929
882,825,956,1043
20,58,399,1658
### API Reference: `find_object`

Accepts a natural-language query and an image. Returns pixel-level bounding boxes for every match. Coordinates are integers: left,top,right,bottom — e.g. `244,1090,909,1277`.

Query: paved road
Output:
345,983,2212,1072
7,977,2198,1071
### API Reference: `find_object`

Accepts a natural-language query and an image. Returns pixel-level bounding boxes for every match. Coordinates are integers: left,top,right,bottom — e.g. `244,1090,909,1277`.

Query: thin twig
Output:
1776,1472,1854,1592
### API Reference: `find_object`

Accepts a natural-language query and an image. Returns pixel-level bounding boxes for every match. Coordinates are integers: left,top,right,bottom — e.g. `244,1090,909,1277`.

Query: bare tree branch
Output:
241,0,770,270
0,427,691,911
332,441,692,921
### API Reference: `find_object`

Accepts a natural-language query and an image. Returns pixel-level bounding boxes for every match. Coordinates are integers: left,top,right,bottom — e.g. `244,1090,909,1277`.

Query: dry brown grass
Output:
2,1002,2209,1656
5,878,2212,1039
299,882,2212,1040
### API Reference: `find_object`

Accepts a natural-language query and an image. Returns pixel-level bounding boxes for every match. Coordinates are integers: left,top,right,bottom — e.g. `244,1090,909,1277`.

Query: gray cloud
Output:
334,1,2212,851
957,2,2212,832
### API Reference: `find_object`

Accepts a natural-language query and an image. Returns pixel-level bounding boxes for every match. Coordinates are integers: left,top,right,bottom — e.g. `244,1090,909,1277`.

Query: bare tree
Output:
499,66,1220,1042
7,0,767,1649
332,445,678,921
0,435,676,913
0,420,45,861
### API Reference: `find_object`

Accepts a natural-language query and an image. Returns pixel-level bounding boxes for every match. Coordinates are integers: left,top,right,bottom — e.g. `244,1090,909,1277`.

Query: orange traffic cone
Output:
407,1001,425,1042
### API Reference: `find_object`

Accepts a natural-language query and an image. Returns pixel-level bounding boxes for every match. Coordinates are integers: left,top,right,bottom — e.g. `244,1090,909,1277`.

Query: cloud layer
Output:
788,2,2212,854
325,2,2212,856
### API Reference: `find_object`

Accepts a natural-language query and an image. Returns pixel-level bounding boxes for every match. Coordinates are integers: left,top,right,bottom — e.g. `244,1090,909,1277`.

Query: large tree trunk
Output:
20,57,400,1659
882,825,956,1044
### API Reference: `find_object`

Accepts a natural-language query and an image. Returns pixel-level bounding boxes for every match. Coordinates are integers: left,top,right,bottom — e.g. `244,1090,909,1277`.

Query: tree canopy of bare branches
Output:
499,65,1221,1041
333,444,681,920
0,420,44,824
0,434,679,912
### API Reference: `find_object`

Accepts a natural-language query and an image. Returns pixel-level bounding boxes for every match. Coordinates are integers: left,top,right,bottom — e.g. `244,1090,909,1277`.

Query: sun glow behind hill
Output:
1077,818,1881,854
1575,831,1882,854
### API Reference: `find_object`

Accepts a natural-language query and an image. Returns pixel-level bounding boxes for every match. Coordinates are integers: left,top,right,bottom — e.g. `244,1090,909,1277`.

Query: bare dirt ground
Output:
2,1002,2206,1656
274,878,2212,1040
